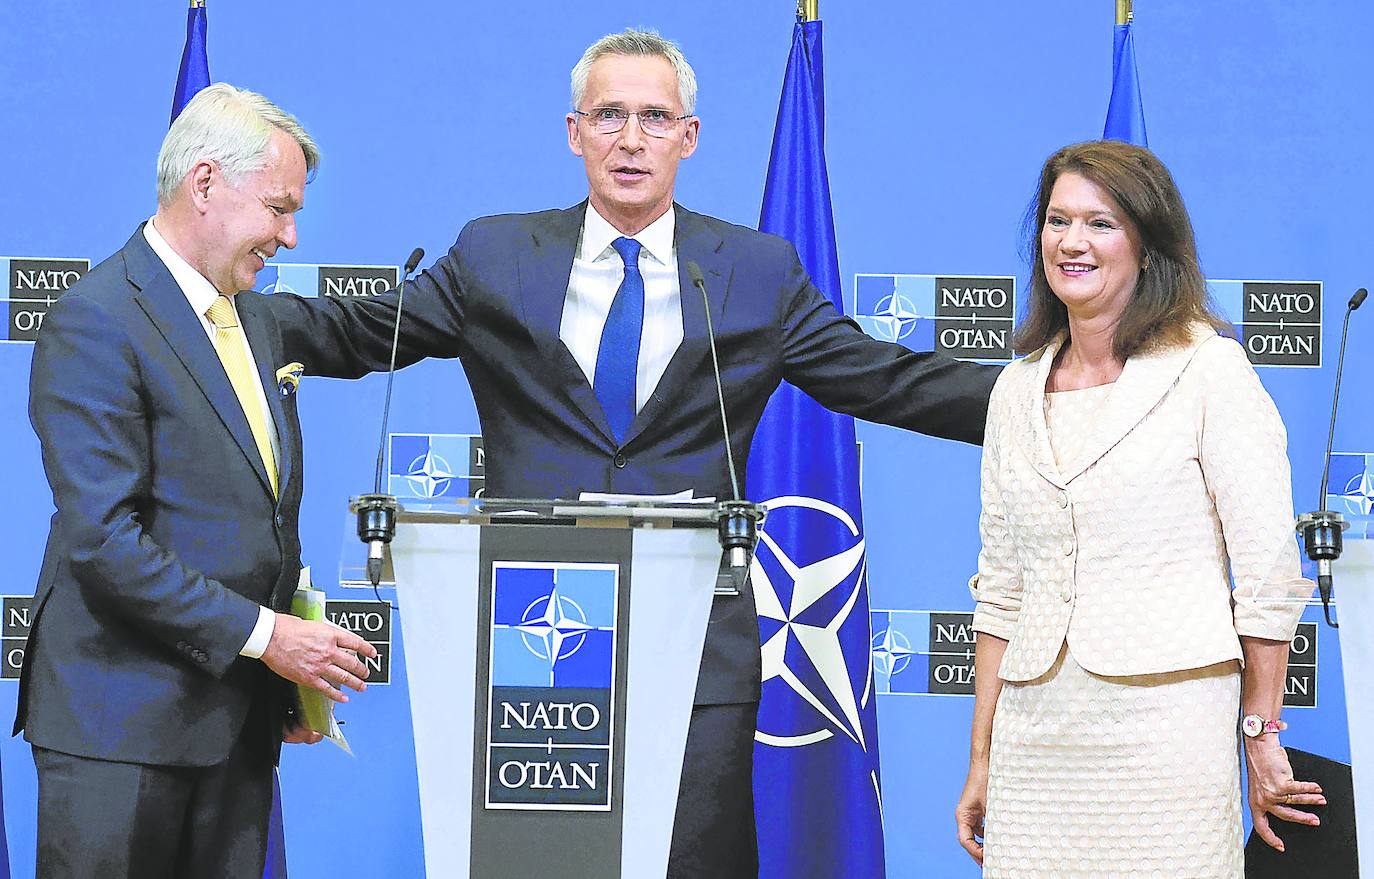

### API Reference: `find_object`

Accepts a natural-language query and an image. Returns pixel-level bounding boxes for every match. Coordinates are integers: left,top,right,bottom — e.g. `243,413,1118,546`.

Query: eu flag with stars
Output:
170,1,209,124
748,19,886,879
1104,18,1148,146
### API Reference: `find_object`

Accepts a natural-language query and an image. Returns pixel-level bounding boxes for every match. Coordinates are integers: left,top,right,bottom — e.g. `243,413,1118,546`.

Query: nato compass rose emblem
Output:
860,292,920,342
402,449,456,498
253,266,298,296
1339,468,1374,517
513,585,596,683
752,497,875,754
870,626,915,677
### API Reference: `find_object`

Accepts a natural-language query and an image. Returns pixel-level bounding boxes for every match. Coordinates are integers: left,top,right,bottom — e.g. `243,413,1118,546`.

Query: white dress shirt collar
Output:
580,203,675,266
142,217,224,320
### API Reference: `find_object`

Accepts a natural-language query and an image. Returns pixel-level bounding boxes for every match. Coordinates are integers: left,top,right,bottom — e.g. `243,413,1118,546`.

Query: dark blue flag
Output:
749,19,886,879
170,2,210,125
264,771,289,879
1104,21,1148,145
0,755,11,878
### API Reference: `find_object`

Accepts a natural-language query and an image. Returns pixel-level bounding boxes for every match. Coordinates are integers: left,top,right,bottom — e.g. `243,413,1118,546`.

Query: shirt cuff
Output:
239,606,277,659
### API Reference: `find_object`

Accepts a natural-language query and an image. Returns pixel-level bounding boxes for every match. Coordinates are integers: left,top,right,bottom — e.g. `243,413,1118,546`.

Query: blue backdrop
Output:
1,2,1370,876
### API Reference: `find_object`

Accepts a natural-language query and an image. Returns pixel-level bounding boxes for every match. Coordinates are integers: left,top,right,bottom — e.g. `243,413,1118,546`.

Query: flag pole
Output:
1116,0,1132,25
797,0,819,23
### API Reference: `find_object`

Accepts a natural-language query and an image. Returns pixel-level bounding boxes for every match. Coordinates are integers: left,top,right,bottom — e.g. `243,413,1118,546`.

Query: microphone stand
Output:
1297,286,1367,627
356,247,425,588
686,261,766,595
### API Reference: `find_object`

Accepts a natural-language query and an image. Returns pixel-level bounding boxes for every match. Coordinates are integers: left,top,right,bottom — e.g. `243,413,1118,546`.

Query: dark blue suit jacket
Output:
265,203,997,703
16,227,303,766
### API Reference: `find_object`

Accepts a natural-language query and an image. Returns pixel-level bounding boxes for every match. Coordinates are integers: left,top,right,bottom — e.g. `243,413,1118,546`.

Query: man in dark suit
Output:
265,30,997,877
19,84,377,878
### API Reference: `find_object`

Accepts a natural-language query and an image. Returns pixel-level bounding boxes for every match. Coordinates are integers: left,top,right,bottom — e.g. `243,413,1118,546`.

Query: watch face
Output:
1242,715,1262,737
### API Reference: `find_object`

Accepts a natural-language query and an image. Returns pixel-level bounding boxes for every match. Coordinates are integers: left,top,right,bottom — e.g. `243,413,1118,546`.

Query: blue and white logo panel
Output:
486,562,619,811
853,274,1015,361
1328,452,1374,534
387,433,484,500
870,610,976,697
253,262,399,298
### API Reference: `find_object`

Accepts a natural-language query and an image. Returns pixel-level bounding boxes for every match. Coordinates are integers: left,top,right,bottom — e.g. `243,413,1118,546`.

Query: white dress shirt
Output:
559,204,684,415
142,219,278,659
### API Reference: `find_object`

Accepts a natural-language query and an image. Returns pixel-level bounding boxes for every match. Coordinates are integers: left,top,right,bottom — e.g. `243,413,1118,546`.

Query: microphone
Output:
1297,286,1366,627
686,260,764,595
356,247,425,587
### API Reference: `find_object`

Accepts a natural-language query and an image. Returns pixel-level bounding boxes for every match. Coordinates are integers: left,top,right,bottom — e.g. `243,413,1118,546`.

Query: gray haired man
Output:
18,83,376,878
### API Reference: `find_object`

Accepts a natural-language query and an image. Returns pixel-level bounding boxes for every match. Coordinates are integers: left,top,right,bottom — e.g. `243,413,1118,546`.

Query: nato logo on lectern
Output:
1,257,89,342
486,562,618,810
388,433,485,499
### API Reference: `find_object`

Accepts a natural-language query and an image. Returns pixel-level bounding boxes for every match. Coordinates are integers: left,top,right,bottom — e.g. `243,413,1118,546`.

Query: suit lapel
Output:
516,203,617,445
623,205,732,445
1056,328,1215,483
124,228,277,499
1011,327,1216,486
1009,338,1065,488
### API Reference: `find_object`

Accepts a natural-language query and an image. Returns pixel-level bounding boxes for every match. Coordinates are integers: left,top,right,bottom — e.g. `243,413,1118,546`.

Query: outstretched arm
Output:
778,244,999,445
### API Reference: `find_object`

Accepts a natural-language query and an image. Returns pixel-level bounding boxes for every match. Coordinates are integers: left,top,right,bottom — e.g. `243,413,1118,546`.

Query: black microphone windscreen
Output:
1351,287,1368,310
404,247,425,276
685,260,706,289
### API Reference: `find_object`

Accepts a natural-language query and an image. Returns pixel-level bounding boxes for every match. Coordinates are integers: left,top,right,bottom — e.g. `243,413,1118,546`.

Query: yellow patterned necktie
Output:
205,295,279,497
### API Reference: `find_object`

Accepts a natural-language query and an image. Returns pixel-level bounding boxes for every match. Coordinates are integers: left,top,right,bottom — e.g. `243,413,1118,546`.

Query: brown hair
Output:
1012,140,1231,358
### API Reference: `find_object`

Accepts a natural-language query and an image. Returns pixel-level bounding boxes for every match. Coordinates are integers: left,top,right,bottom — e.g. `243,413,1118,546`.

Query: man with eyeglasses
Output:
265,27,996,878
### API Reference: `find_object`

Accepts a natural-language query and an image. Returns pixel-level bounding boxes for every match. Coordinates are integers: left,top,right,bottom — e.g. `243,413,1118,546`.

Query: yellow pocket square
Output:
275,362,304,397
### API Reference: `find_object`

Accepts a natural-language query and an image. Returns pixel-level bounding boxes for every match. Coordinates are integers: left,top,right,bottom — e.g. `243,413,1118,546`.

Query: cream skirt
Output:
983,645,1243,879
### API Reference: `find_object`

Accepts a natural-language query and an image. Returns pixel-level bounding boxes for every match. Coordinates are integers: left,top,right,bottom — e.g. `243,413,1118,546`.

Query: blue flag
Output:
1104,21,1148,145
170,3,210,124
749,20,886,879
264,771,289,879
0,754,11,879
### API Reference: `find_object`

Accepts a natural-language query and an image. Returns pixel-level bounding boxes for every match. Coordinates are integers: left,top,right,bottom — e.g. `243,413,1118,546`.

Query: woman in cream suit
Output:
954,141,1323,878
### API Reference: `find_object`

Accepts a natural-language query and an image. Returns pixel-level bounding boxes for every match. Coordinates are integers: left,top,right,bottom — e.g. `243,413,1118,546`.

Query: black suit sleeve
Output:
264,223,474,378
776,242,1000,445
28,293,261,677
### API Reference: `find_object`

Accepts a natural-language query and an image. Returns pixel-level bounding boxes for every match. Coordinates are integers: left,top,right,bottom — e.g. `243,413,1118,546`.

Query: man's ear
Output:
567,113,584,157
680,117,700,160
188,161,215,214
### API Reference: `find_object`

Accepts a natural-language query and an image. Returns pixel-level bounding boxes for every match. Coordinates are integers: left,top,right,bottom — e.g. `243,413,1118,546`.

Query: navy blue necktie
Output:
594,237,644,444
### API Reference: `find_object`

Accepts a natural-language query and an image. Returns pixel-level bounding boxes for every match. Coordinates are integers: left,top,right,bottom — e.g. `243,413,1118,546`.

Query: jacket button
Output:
274,513,284,527
1061,588,1073,603
1057,490,1069,509
1062,539,1074,557
613,452,627,469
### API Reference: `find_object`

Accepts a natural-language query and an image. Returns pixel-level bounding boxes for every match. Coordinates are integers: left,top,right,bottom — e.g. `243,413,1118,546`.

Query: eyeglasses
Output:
573,107,693,137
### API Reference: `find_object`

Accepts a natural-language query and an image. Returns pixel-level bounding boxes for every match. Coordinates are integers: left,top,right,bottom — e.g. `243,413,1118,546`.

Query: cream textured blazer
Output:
970,325,1313,682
